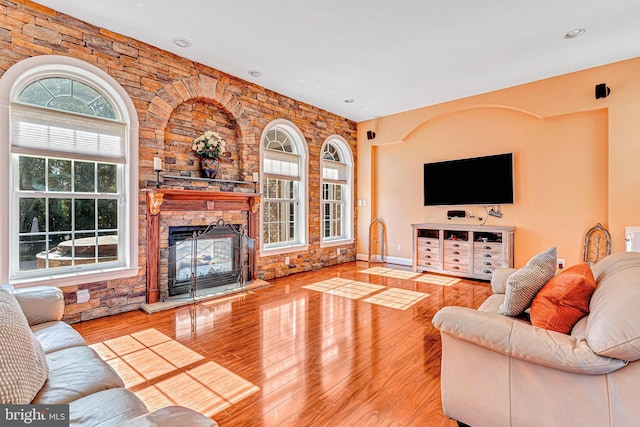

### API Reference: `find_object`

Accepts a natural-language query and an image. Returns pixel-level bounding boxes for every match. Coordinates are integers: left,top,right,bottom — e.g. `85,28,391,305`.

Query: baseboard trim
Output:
356,254,412,267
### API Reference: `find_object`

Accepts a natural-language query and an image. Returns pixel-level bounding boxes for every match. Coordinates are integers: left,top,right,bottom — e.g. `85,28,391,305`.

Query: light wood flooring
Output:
72,261,493,426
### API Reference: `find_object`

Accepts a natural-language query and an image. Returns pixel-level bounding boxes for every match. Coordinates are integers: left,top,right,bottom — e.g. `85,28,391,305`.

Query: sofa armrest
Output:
432,306,627,375
490,267,518,294
117,406,217,427
13,286,65,326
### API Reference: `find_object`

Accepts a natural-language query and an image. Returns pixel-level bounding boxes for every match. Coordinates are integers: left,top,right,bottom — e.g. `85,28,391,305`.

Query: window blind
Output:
11,103,126,163
322,159,347,184
264,149,300,179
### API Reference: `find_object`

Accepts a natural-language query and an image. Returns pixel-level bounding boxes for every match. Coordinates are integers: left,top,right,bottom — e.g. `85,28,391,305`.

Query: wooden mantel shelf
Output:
144,189,261,216
144,188,261,304
145,188,261,202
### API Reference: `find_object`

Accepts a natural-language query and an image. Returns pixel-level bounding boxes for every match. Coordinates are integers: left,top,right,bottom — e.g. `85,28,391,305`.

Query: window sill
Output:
320,238,355,248
260,244,309,257
11,266,140,289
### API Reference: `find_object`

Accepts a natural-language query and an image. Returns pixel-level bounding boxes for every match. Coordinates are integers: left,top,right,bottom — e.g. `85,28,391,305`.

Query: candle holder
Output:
153,156,162,188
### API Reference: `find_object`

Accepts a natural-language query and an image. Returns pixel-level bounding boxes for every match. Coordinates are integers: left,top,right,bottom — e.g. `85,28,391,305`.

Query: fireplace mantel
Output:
144,189,261,303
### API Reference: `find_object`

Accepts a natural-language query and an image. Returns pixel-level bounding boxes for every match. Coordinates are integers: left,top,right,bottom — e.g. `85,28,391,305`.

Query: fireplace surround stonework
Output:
1,2,357,323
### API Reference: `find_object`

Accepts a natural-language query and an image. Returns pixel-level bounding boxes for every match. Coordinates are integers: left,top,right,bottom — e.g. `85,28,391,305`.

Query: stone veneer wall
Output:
1,0,357,323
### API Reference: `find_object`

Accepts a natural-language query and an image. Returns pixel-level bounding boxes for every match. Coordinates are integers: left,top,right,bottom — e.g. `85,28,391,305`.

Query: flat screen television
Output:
423,153,514,206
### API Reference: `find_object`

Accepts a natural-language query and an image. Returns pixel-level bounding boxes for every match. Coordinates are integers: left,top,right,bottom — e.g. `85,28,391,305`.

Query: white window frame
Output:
320,136,354,247
259,120,308,255
0,55,139,287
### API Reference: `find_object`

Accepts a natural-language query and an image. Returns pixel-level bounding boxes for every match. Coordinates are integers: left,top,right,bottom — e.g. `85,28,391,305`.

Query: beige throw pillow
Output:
498,246,557,317
0,288,49,404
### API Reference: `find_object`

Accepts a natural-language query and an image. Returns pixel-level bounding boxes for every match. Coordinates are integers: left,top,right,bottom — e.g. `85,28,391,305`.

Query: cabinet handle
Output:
453,258,459,262
425,248,431,252
453,243,460,247
452,251,460,255
484,261,492,266
483,246,491,250
424,255,431,259
483,269,492,274
452,266,459,270
483,254,492,258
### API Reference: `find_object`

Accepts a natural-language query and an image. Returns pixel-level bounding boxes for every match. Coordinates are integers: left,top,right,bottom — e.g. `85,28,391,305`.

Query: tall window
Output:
262,124,307,251
1,57,137,284
321,138,353,244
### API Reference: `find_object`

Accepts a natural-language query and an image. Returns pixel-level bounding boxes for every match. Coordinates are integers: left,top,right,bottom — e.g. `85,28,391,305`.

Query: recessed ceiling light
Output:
248,69,262,78
564,28,586,39
344,99,355,103
172,37,191,48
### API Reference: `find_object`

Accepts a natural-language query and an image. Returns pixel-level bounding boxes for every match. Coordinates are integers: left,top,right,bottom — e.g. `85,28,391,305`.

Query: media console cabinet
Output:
411,223,515,280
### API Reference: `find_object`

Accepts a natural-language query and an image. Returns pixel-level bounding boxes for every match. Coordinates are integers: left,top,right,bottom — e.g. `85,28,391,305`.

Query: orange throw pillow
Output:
530,263,596,334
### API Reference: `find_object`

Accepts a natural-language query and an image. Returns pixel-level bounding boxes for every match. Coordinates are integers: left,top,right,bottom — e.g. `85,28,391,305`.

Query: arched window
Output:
261,122,307,252
321,137,354,245
0,56,138,286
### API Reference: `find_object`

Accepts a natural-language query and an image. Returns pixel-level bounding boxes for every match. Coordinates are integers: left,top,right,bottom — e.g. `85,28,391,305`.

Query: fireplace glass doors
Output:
165,220,255,299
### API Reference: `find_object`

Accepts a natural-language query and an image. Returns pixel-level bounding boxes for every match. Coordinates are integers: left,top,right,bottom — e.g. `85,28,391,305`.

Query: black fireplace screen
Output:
165,219,255,298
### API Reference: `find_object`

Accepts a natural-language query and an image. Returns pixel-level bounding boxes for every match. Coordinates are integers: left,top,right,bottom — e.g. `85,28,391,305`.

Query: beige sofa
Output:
433,252,640,427
0,285,216,427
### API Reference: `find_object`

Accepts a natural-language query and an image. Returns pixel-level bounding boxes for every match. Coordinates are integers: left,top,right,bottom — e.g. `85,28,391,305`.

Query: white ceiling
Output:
34,0,640,122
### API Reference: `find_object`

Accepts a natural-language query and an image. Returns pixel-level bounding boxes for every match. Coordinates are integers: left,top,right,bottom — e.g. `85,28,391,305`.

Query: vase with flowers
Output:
192,130,225,179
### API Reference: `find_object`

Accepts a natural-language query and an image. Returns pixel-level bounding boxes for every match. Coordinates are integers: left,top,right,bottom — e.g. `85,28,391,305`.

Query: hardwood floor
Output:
72,261,493,426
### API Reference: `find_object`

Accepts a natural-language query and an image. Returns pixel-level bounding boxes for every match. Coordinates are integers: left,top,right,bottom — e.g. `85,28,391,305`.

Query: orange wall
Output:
357,57,640,267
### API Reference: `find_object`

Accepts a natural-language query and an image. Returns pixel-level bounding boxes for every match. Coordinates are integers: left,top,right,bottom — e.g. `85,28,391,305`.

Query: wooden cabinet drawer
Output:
474,267,494,278
417,259,443,269
444,240,469,251
418,237,439,249
444,262,469,273
445,247,468,257
444,254,469,265
475,251,502,263
474,258,502,269
474,242,503,255
417,250,441,263
417,244,440,255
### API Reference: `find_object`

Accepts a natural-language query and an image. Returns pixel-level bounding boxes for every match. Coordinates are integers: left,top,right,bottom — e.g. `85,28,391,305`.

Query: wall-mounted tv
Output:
423,153,514,206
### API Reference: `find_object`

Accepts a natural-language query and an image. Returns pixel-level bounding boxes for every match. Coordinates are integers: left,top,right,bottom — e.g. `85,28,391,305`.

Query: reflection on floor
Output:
359,266,423,279
361,266,462,286
302,267,440,310
90,328,260,416
363,287,430,310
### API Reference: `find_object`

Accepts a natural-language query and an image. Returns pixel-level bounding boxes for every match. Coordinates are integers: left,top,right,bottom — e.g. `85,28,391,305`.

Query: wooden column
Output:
249,196,261,280
145,192,164,304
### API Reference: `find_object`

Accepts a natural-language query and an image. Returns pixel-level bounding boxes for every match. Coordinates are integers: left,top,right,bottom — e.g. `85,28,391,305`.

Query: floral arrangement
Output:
191,131,225,159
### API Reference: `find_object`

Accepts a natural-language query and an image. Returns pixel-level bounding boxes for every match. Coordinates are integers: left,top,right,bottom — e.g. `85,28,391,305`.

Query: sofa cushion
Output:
69,388,149,427
530,263,596,334
586,253,640,361
32,346,124,404
498,246,557,317
0,288,49,404
31,321,87,354
118,407,218,427
13,286,65,326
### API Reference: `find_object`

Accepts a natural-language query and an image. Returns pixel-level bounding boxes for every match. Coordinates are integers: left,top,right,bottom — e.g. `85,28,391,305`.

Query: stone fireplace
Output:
145,189,260,304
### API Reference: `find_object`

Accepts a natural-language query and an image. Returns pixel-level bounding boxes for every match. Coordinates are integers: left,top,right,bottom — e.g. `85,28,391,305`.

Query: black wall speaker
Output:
366,130,376,140
595,83,611,99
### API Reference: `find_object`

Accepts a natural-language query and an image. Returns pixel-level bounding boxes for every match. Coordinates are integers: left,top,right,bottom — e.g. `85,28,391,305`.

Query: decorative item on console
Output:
192,130,226,179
